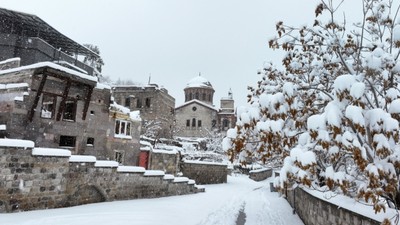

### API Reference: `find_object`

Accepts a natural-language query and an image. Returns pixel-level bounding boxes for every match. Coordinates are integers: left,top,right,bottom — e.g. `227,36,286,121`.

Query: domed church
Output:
174,75,236,138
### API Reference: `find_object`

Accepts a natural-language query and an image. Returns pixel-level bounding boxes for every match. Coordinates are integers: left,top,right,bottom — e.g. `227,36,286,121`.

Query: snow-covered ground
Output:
0,175,304,225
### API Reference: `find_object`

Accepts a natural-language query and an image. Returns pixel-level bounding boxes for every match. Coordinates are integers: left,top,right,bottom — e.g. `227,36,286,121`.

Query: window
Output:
145,98,151,107
208,94,212,102
40,94,56,119
212,120,217,128
115,119,132,136
90,110,95,115
195,92,199,99
198,120,202,127
137,98,142,108
63,99,76,121
202,93,206,100
87,137,94,146
186,119,190,127
192,118,196,127
223,119,230,129
189,93,192,100
59,135,76,147
192,106,197,111
114,150,125,165
125,97,131,107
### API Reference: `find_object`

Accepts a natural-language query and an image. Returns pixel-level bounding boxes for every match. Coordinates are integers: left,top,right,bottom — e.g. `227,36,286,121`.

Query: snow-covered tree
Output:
83,44,105,77
224,0,400,214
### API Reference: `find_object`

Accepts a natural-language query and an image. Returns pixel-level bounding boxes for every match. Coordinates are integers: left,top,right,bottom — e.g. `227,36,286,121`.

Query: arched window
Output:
208,94,212,102
192,118,196,127
195,92,199,100
189,93,193,100
202,93,206,100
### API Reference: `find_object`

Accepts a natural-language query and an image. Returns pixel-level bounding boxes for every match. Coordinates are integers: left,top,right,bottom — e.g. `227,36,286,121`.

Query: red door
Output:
139,151,149,169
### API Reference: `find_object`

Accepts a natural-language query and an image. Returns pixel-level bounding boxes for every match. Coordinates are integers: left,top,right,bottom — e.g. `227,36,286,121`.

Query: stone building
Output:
112,84,175,139
0,8,142,166
174,75,236,138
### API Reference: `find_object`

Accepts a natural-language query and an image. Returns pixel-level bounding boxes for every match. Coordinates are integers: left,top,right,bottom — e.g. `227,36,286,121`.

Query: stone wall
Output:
249,168,273,181
181,161,227,184
286,188,380,225
149,150,179,175
0,144,200,213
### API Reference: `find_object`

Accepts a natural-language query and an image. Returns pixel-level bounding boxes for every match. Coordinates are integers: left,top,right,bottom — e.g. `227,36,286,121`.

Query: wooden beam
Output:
28,73,47,122
56,78,71,121
82,85,93,120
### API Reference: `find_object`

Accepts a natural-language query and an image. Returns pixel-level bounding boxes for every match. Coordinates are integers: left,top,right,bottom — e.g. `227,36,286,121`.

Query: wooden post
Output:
56,79,72,121
28,73,47,122
82,86,93,120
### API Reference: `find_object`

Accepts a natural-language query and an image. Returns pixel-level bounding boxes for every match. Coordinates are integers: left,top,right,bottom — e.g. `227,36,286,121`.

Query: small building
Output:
112,84,175,139
0,59,141,165
174,75,236,138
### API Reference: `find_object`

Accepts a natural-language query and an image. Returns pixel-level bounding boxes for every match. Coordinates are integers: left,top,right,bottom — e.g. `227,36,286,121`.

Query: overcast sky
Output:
2,0,361,107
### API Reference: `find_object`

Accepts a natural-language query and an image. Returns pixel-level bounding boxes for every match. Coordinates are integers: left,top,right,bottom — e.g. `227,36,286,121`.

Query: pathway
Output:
1,175,304,225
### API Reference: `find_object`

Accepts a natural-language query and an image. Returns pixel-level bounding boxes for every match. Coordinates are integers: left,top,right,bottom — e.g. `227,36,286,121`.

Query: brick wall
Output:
181,161,227,184
0,145,200,213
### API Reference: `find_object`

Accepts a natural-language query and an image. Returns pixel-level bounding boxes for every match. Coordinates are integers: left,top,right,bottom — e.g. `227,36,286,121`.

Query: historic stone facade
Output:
112,84,175,139
175,75,236,138
0,60,141,166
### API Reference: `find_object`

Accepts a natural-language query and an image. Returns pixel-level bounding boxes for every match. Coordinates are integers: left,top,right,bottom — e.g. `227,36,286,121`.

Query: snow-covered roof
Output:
186,75,213,89
0,83,28,90
109,103,141,121
0,61,98,83
175,99,218,111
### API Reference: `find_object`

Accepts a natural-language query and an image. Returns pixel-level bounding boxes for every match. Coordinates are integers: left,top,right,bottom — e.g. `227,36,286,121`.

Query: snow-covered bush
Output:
224,0,400,215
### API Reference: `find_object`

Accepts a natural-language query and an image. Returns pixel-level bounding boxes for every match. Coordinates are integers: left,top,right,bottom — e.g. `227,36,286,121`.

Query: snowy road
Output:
0,175,304,225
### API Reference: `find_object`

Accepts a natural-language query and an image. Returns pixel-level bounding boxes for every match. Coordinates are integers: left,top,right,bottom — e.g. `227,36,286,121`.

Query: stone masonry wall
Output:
0,146,69,212
0,145,200,213
149,151,179,175
286,188,380,225
249,168,273,181
181,161,227,184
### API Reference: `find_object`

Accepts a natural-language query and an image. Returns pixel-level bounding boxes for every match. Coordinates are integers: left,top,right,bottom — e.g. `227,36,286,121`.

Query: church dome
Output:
184,75,215,104
186,75,213,89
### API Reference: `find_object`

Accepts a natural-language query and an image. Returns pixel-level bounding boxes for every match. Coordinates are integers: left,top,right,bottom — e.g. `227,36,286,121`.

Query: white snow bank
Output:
95,160,119,168
130,110,141,121
188,179,196,185
0,139,34,148
117,166,145,172
32,148,71,157
184,160,228,166
69,155,97,163
163,174,175,180
143,170,165,176
173,177,190,183
249,168,272,173
152,149,178,154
